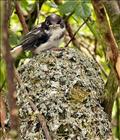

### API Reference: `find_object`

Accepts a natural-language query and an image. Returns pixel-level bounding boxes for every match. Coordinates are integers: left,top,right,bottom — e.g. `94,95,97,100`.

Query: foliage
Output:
0,0,120,139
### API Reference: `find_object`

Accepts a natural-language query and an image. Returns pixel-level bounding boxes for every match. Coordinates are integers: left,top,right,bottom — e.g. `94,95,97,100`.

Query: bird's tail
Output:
11,45,23,58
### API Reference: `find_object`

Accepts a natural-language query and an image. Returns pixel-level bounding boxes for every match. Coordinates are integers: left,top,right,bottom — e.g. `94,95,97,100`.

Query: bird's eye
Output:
46,21,52,26
46,21,50,26
57,20,61,24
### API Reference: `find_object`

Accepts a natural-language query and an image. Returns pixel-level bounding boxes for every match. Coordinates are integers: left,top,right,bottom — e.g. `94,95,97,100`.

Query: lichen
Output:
16,48,112,140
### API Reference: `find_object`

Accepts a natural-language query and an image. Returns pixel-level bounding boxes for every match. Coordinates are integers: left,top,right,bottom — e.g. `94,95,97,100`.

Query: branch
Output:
103,0,120,47
15,1,29,34
28,98,52,140
0,96,6,133
92,0,120,119
65,17,90,48
92,0,119,67
25,0,46,30
116,97,120,139
2,0,19,137
65,21,80,48
64,16,108,77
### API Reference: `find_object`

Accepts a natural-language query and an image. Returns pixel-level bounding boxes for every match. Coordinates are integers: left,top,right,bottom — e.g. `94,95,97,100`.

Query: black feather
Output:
14,14,65,52
20,24,50,51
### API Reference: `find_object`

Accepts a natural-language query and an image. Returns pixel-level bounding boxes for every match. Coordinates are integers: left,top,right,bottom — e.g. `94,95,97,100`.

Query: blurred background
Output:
0,0,120,139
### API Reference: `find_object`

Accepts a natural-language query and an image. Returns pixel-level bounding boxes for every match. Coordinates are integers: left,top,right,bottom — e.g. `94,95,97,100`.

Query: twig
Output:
65,21,80,49
25,0,46,29
116,97,120,139
36,1,40,25
65,16,107,77
0,95,6,133
28,98,52,140
65,17,90,48
94,38,97,53
15,1,29,34
92,0,120,120
13,66,22,86
92,0,120,80
2,0,19,136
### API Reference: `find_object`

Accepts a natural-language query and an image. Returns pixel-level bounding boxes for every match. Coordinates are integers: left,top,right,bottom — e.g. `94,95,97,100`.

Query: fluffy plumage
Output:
11,14,65,58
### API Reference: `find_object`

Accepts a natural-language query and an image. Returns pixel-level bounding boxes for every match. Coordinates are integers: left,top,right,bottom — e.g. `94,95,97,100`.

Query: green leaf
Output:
58,1,77,15
20,0,29,11
75,3,91,19
9,31,20,47
0,59,6,90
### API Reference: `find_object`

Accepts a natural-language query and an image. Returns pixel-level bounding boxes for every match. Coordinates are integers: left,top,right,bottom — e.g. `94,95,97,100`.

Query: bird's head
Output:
43,14,65,30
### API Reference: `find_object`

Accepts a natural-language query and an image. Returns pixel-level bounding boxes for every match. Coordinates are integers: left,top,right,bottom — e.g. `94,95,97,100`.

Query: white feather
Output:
11,45,23,58
34,26,65,54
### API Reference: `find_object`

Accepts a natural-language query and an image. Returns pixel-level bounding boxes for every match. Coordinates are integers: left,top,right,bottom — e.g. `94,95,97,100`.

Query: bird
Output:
11,14,65,58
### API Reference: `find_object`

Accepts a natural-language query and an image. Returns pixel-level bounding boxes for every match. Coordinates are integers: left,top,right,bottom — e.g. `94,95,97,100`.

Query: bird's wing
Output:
20,26,50,51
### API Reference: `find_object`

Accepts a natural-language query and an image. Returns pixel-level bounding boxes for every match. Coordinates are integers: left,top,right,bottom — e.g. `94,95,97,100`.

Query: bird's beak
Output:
50,24,60,29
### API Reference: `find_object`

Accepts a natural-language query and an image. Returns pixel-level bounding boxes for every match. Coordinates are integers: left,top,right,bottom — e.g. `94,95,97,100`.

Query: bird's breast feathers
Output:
34,26,65,53
11,14,65,57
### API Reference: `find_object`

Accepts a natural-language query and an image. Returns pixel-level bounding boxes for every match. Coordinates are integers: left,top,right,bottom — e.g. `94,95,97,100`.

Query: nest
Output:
16,48,111,140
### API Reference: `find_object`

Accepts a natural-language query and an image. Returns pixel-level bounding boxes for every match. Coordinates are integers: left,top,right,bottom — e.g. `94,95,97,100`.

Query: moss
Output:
16,48,112,139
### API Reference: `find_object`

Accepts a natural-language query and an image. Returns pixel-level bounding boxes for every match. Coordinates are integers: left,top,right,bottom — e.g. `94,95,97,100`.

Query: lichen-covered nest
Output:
17,48,112,140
